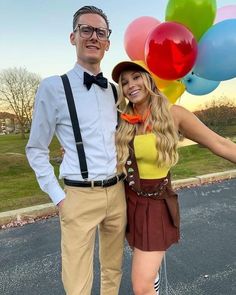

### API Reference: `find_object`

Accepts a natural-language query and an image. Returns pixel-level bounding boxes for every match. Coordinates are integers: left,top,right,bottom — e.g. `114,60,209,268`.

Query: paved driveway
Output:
0,179,235,295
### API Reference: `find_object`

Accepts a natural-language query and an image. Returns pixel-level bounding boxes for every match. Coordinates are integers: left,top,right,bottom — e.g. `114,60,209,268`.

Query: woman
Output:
111,60,236,295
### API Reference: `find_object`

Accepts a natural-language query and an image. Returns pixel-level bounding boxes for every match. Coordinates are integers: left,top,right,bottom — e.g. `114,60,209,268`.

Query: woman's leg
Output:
131,247,165,295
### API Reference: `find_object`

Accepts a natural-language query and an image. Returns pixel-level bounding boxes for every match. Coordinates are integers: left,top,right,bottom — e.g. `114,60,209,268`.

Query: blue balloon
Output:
181,72,220,95
194,19,236,81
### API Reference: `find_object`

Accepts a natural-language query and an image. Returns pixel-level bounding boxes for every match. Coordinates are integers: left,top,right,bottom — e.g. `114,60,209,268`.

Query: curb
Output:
172,169,236,189
1,169,236,228
0,203,58,228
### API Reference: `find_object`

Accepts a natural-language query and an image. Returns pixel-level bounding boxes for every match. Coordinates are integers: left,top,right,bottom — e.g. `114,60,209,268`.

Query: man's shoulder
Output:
40,75,63,88
36,75,65,101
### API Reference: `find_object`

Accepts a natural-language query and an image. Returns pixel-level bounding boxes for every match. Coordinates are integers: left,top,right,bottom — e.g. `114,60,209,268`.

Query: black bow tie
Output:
84,72,108,90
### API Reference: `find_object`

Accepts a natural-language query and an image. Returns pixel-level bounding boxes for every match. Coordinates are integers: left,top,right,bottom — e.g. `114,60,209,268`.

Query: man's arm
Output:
26,78,65,205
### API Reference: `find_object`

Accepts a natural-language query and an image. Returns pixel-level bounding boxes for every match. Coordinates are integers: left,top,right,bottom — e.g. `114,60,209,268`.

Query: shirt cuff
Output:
44,180,65,205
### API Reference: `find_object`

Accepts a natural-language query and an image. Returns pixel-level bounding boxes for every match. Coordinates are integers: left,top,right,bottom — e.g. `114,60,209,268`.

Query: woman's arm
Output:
171,105,236,164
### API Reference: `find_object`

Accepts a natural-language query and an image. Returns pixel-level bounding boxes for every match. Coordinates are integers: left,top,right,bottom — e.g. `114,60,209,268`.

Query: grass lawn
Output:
171,144,236,179
0,134,61,212
0,133,235,213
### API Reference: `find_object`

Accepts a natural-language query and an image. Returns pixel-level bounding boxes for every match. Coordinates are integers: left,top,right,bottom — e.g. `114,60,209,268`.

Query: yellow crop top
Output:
134,133,170,179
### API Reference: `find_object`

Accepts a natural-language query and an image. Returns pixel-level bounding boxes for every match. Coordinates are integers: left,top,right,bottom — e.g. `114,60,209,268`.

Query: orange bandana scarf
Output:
120,109,152,131
120,113,144,124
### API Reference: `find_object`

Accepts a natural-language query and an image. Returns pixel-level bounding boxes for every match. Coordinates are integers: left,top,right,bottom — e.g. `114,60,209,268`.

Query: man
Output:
26,6,126,295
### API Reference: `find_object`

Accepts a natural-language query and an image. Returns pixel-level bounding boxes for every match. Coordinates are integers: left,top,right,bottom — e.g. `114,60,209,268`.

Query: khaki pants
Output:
59,181,127,295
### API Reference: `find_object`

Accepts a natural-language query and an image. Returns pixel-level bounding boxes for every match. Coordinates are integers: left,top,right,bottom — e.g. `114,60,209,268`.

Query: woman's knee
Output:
132,279,153,295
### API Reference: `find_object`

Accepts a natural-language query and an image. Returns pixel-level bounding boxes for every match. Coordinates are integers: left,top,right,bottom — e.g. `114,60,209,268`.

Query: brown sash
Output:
124,139,180,228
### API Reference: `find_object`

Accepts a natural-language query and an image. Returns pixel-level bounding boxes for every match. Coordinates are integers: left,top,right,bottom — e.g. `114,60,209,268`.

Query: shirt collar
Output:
73,63,85,80
73,63,102,79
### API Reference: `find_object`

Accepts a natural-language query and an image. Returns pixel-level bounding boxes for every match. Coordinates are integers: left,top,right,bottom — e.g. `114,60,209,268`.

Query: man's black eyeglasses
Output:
74,24,112,41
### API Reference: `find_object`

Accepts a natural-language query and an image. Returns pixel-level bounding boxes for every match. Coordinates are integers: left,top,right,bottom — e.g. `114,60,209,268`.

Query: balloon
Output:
165,0,216,41
153,75,172,89
160,81,185,104
181,72,220,95
124,16,161,61
145,21,198,80
132,60,173,89
215,5,236,23
125,60,183,102
194,19,236,81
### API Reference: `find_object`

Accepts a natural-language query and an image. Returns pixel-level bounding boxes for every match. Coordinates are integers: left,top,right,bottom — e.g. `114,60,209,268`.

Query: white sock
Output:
154,272,160,294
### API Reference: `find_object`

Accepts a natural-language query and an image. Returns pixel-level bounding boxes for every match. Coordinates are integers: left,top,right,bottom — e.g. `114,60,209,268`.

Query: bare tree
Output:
0,67,41,138
194,97,236,135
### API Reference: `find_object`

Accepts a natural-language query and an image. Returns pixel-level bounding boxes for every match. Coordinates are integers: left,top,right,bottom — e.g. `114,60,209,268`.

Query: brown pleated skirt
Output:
125,179,180,251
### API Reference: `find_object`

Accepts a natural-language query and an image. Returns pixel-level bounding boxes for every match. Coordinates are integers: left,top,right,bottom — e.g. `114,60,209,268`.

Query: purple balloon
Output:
215,5,236,23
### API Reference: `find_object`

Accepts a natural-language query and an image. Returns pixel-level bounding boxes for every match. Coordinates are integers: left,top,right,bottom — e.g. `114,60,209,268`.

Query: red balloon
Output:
124,16,161,61
145,22,198,80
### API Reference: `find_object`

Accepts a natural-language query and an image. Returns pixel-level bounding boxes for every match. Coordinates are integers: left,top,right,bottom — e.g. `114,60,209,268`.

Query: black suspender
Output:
110,82,118,103
60,74,118,180
110,82,120,126
61,74,88,179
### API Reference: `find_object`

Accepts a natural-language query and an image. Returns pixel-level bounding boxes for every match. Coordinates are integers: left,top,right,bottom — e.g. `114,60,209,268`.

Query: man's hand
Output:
60,146,65,157
57,199,65,209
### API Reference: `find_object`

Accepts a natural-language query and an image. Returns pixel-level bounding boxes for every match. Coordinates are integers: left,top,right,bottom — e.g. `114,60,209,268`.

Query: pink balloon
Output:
124,16,161,61
215,5,236,23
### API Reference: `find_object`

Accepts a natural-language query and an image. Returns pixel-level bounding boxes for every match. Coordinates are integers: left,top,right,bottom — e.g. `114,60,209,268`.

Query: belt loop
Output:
101,179,104,187
91,180,94,189
116,175,119,183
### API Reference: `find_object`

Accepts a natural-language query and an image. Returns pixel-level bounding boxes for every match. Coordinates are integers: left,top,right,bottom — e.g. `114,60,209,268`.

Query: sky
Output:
0,0,235,111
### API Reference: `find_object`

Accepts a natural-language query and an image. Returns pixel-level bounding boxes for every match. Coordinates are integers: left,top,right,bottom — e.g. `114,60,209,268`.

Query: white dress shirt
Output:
26,64,118,205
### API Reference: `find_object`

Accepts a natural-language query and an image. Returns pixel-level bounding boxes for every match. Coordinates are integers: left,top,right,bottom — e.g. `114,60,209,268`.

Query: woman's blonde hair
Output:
115,71,179,174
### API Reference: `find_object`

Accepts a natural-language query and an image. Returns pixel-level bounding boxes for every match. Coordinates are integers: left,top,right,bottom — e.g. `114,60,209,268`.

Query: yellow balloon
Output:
133,60,173,88
152,74,173,89
117,60,185,103
160,81,185,104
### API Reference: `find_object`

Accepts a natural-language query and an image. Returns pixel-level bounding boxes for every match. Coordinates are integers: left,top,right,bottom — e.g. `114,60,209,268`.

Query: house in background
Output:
0,112,18,134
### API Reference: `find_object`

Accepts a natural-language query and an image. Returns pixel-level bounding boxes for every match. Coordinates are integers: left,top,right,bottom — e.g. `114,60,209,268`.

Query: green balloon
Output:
165,0,216,41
